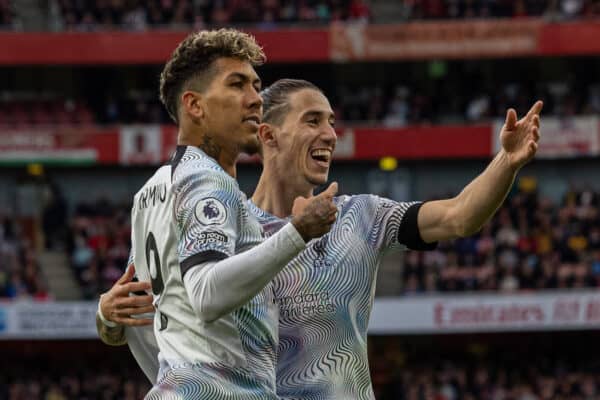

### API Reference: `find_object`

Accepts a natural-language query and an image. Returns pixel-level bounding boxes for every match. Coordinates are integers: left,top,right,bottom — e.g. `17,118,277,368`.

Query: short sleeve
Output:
174,170,241,277
370,196,437,252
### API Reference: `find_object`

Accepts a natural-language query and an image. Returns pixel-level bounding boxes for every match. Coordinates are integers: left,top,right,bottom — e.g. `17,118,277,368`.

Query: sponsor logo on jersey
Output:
198,231,228,245
195,197,227,225
277,291,336,318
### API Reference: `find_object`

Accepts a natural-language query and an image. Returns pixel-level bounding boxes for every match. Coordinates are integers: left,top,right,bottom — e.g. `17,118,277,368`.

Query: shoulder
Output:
133,165,171,201
333,194,381,211
173,155,238,196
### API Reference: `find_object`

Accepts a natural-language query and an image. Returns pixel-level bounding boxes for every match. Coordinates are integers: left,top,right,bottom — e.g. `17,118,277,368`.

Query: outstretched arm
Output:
418,101,543,243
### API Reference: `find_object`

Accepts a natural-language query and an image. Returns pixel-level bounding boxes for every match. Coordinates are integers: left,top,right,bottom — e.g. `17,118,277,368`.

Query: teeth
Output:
310,149,331,161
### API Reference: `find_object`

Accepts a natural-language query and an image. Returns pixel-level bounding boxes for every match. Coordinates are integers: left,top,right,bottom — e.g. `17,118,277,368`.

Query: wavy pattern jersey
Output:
249,195,434,400
132,146,278,399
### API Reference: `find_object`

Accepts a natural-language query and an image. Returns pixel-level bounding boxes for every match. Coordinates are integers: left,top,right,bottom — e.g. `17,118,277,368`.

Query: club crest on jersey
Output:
195,197,227,225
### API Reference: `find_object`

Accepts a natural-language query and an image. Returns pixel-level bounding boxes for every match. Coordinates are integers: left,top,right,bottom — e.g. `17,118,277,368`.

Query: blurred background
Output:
1,1,600,399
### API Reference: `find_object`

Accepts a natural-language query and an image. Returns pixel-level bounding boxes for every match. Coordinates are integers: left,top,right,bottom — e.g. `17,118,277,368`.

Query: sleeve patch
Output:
194,197,228,226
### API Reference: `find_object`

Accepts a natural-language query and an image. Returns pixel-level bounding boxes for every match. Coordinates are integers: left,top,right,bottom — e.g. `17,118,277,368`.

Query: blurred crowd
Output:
56,0,363,31
400,0,600,20
2,347,600,400
0,354,151,400
0,95,96,127
371,354,600,399
3,76,598,128
0,0,12,29
335,78,600,126
2,0,600,31
0,214,49,300
67,198,131,299
403,180,600,294
2,181,596,301
43,0,600,31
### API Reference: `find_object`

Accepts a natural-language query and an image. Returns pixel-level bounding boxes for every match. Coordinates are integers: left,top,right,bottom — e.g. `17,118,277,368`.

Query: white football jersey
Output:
249,195,435,400
132,146,277,399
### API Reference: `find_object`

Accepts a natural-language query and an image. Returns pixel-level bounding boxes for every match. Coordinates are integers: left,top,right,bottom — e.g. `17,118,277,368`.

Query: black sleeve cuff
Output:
180,250,229,278
398,203,438,251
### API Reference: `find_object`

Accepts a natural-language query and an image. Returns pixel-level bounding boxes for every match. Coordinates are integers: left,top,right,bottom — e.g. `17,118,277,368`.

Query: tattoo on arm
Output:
200,135,222,161
96,313,127,346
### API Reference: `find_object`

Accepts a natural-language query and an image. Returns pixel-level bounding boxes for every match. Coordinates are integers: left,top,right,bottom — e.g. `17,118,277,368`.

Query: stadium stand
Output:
2,1,600,399
402,182,600,294
0,214,49,300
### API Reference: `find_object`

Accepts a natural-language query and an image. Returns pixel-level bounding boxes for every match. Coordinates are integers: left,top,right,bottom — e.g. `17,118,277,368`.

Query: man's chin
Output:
240,136,260,155
307,174,328,187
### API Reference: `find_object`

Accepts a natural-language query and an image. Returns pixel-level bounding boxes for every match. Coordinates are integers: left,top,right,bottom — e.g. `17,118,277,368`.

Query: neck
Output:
252,162,313,218
178,130,238,178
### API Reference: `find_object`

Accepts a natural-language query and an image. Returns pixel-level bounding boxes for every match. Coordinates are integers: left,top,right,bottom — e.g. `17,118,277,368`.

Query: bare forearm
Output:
96,313,127,346
455,150,517,236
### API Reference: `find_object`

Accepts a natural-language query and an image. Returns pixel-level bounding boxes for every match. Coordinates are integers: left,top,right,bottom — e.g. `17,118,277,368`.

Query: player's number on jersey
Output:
145,232,164,295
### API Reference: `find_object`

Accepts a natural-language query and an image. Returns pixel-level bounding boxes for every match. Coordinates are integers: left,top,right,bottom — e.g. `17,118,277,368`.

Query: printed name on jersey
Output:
197,231,228,245
194,197,227,225
138,183,167,210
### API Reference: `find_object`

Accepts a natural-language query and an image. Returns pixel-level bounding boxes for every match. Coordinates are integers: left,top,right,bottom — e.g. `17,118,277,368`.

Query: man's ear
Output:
181,90,204,122
258,123,278,150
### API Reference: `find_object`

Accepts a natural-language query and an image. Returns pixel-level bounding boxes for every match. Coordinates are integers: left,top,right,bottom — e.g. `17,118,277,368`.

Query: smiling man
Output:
97,33,339,400
98,78,542,399
251,79,542,399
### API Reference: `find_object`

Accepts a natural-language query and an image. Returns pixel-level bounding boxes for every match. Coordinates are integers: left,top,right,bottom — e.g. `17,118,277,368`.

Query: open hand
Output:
500,100,543,169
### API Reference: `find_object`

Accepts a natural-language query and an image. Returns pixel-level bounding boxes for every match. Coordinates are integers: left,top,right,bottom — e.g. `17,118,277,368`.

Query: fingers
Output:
118,281,152,295
532,126,540,142
117,264,136,284
114,305,156,316
115,294,154,308
526,100,544,120
123,294,154,307
505,108,517,130
319,182,338,199
532,114,540,129
529,140,538,155
291,196,309,216
111,316,154,327
327,212,337,224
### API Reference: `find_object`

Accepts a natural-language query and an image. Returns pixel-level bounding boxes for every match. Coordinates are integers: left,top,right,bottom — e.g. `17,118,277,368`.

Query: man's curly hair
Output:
159,29,266,124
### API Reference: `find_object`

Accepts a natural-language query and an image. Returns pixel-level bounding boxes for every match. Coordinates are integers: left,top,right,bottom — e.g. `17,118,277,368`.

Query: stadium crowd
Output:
402,181,600,294
2,0,600,31
370,353,600,399
3,176,600,300
335,78,600,126
0,214,49,300
0,0,12,29
4,179,600,299
68,198,131,299
2,350,599,399
51,0,600,30
56,0,364,31
2,77,599,127
0,96,96,127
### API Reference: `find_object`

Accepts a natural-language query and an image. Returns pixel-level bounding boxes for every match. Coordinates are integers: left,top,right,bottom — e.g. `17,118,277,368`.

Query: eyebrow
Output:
227,72,262,87
302,110,335,120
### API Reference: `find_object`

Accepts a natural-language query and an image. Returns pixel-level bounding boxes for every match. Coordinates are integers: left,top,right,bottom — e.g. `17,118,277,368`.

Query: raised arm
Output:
418,101,543,243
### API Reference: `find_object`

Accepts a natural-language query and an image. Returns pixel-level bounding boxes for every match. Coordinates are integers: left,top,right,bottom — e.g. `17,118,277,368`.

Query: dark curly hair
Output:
159,28,266,124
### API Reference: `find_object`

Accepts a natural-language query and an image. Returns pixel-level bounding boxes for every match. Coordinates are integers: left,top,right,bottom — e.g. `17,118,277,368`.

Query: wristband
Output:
98,295,118,328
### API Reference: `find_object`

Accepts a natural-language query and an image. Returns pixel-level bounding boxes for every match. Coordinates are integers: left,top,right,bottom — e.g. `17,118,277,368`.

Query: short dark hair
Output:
159,28,266,124
260,79,322,125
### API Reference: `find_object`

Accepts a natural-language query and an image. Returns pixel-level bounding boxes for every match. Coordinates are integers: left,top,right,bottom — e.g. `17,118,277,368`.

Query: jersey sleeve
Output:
369,195,437,252
173,169,241,277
